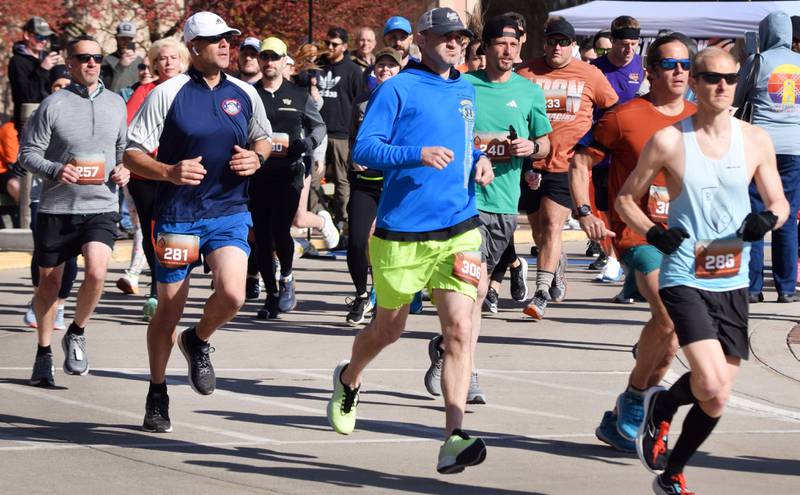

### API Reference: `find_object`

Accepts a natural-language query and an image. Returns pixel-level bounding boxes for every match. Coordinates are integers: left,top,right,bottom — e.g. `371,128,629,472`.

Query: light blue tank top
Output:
659,116,751,291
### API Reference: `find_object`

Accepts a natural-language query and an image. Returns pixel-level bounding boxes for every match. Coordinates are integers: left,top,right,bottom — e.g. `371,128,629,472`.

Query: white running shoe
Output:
116,271,140,295
595,256,622,282
318,210,341,250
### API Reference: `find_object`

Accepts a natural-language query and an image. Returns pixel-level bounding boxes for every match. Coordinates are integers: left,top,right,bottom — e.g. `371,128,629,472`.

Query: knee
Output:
37,275,60,301
442,320,471,354
692,373,728,403
83,265,107,286
215,288,245,312
543,217,564,237
372,318,404,346
652,313,675,339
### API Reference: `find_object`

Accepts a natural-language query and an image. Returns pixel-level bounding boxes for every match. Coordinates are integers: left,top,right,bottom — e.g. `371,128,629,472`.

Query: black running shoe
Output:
483,287,499,313
636,386,670,474
509,257,529,302
345,295,373,326
30,353,55,387
588,252,608,271
142,391,172,433
177,329,216,395
585,240,602,257
257,294,280,319
653,473,695,494
245,277,260,300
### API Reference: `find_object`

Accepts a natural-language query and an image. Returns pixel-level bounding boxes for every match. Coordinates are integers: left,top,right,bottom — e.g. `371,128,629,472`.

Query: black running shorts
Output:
35,212,118,267
659,285,749,360
520,169,573,214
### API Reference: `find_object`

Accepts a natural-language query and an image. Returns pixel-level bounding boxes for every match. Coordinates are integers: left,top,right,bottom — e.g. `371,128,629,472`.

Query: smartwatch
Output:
256,152,268,168
574,204,592,218
530,141,540,158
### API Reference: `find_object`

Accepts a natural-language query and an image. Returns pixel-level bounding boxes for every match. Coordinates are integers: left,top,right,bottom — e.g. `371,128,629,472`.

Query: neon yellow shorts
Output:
369,228,482,310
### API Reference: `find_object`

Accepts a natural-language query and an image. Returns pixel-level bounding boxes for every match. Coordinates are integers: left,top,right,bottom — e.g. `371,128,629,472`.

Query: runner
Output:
125,12,271,433
20,35,129,386
619,47,788,494
517,18,618,319
424,15,551,404
250,37,326,319
326,8,494,474
570,34,696,451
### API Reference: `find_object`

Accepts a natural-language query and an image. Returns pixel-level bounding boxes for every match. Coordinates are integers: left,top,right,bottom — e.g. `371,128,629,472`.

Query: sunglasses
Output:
196,33,234,44
259,52,283,61
137,63,149,71
594,47,609,56
33,33,50,42
546,37,572,47
694,71,740,85
657,58,691,70
72,53,103,64
326,40,343,48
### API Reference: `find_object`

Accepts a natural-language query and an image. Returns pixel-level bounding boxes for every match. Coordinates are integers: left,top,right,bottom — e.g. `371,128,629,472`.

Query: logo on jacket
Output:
282,98,292,105
221,98,242,116
318,71,341,98
459,99,474,121
629,72,640,83
767,64,800,111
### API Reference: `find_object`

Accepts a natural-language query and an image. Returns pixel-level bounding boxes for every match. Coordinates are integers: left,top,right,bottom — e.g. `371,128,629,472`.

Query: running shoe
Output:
424,335,444,396
327,360,359,435
483,287,499,314
777,293,798,303
616,390,645,441
588,252,608,271
369,287,377,318
467,372,487,405
550,251,568,302
530,246,538,257
509,257,529,302
345,294,373,326
595,256,622,282
54,305,66,331
116,271,140,295
61,332,89,375
436,429,487,474
632,342,639,359
245,276,261,301
23,301,37,329
748,292,764,304
177,329,216,395
653,473,695,495
30,353,55,387
523,289,550,320
585,240,602,257
278,278,297,312
636,386,670,474
595,410,635,452
563,217,581,230
612,290,635,304
142,391,172,433
410,291,423,314
142,297,158,322
319,210,341,250
257,294,280,319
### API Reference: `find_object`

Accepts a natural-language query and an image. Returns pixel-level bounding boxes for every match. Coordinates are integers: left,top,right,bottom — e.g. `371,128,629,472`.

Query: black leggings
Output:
30,202,77,300
127,178,158,298
250,179,302,295
491,241,517,284
347,185,381,295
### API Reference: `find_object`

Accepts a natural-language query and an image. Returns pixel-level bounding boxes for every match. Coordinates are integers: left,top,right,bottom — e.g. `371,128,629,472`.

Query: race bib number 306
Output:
473,132,512,161
452,251,483,287
271,132,290,158
695,238,743,279
647,185,670,223
156,233,200,269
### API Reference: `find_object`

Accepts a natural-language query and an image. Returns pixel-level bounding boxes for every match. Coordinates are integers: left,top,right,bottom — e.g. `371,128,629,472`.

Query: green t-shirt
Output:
464,71,551,214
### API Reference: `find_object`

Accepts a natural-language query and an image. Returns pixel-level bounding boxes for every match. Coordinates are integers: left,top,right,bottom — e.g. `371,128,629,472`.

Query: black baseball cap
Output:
417,8,473,37
482,15,520,44
49,64,70,85
792,16,800,42
545,19,575,40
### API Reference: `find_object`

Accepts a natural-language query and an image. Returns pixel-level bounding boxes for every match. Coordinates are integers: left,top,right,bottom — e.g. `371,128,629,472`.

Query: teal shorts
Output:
621,244,663,276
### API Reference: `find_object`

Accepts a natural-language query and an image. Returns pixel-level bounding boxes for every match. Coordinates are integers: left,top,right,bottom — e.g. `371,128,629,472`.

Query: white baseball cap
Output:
183,12,241,43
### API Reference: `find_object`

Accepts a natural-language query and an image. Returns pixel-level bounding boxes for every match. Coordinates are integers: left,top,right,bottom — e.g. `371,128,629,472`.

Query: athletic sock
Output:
36,345,52,357
280,272,293,282
663,404,720,478
185,327,205,346
654,372,696,422
535,270,554,294
626,384,646,398
148,381,167,395
67,322,84,336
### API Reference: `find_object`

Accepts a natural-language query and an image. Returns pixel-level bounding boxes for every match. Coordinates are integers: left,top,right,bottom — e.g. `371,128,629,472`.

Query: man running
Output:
570,34,696,451
424,15,551,404
517,18,618,319
619,47,788,494
125,12,271,433
21,35,129,387
326,8,494,474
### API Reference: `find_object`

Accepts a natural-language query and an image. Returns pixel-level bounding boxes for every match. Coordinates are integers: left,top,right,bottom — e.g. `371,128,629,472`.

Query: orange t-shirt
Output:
517,57,618,173
0,121,19,175
589,96,697,253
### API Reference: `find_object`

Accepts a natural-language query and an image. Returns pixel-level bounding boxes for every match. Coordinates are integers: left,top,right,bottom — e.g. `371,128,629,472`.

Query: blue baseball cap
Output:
384,16,412,35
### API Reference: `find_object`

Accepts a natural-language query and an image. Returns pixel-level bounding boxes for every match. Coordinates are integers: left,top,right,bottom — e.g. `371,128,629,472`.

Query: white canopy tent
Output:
551,1,800,38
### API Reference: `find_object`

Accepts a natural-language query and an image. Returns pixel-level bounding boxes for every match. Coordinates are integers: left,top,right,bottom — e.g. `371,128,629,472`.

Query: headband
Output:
612,27,640,40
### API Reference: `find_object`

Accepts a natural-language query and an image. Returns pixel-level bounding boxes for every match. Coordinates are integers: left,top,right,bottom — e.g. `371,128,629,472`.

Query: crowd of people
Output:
2,5,799,494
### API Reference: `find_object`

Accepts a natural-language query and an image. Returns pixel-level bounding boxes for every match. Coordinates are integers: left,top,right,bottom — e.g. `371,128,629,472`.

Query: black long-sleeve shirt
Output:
8,42,50,131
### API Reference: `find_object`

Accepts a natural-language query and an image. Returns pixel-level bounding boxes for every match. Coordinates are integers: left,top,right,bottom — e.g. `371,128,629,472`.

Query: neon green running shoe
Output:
437,429,487,474
327,360,359,435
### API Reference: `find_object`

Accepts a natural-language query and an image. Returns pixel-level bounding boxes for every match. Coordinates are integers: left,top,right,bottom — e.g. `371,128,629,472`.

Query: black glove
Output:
737,211,778,242
287,139,310,161
646,225,689,255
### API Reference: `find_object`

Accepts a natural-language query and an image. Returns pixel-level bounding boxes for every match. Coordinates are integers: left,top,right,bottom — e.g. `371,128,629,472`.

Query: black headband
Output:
612,27,640,40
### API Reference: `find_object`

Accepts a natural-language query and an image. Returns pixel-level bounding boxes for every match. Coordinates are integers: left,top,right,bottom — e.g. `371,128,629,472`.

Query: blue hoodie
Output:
736,11,800,155
353,61,483,238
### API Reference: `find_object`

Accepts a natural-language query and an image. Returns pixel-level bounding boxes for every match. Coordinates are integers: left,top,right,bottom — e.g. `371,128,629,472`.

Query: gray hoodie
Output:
735,11,800,155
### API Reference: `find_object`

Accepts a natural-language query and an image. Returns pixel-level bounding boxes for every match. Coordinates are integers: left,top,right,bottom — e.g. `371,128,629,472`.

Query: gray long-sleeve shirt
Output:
19,83,127,215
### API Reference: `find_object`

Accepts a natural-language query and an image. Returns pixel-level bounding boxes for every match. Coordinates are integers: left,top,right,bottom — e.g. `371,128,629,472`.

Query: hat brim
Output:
384,27,412,35
37,28,54,36
375,53,402,66
545,31,574,41
260,49,287,57
189,27,241,42
425,26,474,38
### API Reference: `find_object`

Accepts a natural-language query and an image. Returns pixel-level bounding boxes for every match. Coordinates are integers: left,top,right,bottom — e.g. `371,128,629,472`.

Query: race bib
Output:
473,132,512,161
647,185,670,223
271,132,290,158
452,251,483,287
544,89,568,114
73,159,106,185
695,238,743,279
156,233,200,269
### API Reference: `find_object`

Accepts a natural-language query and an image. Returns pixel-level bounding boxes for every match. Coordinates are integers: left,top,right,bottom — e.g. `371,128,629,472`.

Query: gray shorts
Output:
478,210,517,272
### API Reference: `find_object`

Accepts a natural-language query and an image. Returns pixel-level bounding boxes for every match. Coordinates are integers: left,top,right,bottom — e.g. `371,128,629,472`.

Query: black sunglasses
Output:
196,33,234,44
33,33,50,42
694,71,740,85
657,58,691,70
546,37,572,47
326,40,343,48
259,52,283,61
72,53,103,64
137,63,149,71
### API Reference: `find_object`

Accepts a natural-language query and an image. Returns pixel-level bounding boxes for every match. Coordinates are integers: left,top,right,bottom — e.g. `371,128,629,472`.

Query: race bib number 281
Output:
156,233,200,269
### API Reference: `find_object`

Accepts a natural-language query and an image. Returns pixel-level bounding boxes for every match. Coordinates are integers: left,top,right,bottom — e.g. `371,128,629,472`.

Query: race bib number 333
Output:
156,233,200,269
695,238,743,279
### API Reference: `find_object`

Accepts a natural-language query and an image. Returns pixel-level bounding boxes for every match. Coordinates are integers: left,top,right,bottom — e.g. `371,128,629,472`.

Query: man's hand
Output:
646,225,689,255
40,52,61,71
510,138,535,157
287,139,310,161
352,163,367,172
229,145,260,177
119,48,137,67
58,162,81,184
738,211,778,241
524,170,542,190
474,156,494,186
579,214,615,241
421,146,454,170
314,161,325,177
111,164,130,187
168,156,206,185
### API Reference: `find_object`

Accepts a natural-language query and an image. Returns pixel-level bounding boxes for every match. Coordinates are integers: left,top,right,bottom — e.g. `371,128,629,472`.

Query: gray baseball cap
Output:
416,8,473,37
24,17,54,37
117,21,137,38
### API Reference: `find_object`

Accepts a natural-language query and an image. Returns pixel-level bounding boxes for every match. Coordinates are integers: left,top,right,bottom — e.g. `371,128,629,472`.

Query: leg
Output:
196,246,248,341
629,269,677,390
34,264,65,346
293,174,324,230
771,154,800,296
533,197,571,289
148,277,191,383
347,187,379,296
340,305,410,388
329,138,351,224
73,242,112,327
128,179,158,298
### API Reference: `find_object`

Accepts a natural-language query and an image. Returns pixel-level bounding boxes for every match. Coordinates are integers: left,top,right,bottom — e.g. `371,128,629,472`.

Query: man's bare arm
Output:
123,150,206,186
568,149,613,239
751,127,789,228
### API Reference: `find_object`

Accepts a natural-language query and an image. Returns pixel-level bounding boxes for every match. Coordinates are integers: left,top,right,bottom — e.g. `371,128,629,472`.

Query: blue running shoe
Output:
616,390,645,441
369,287,376,310
410,291,423,314
595,410,635,453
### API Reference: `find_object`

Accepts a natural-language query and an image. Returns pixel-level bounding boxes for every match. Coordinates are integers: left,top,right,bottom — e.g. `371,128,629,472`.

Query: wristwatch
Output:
574,204,592,218
530,141,540,158
256,152,268,168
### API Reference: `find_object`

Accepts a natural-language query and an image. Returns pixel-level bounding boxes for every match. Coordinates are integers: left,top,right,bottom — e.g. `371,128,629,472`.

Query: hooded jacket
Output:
7,42,51,131
735,11,800,154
